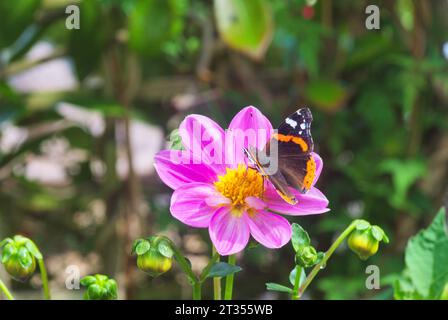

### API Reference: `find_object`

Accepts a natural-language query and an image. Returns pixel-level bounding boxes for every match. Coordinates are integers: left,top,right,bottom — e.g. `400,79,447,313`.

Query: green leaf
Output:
214,0,273,60
18,247,33,268
104,279,118,299
80,276,97,287
95,274,109,283
371,226,384,242
355,220,371,231
303,79,349,113
24,240,43,260
128,0,185,57
393,275,422,300
380,158,426,209
0,238,13,248
131,239,144,255
404,207,448,299
135,240,151,256
1,244,15,263
157,241,174,258
291,223,310,252
207,262,242,278
289,267,306,287
87,284,102,300
0,0,41,49
265,282,293,294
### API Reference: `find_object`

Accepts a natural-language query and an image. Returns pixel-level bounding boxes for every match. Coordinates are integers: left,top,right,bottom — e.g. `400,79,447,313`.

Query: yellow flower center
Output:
214,164,264,210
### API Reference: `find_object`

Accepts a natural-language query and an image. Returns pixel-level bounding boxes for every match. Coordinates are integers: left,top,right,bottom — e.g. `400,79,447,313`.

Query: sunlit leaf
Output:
405,208,448,299
214,0,273,60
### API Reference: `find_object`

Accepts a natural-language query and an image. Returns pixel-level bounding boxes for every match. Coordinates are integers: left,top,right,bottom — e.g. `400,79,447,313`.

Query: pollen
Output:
214,164,264,209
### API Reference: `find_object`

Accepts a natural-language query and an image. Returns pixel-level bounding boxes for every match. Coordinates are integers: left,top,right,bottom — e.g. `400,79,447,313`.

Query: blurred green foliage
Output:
0,0,447,299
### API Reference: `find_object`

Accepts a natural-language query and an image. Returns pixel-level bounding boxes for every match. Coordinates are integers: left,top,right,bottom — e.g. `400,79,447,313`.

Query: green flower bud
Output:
0,235,41,281
295,245,318,268
80,274,118,300
132,236,173,277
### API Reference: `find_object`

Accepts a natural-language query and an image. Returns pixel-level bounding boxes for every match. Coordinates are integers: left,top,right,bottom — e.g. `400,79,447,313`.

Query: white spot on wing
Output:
300,123,306,130
285,117,297,128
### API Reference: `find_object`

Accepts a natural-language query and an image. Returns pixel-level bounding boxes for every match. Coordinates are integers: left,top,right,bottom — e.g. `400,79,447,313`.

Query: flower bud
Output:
80,274,118,300
347,229,379,260
347,221,389,261
1,236,39,281
132,236,173,277
295,245,318,268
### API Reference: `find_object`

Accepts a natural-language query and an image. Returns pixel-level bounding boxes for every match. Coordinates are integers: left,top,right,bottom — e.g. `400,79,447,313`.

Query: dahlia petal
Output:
312,152,323,186
209,207,250,256
245,196,267,210
205,194,231,207
179,114,226,172
264,185,330,215
226,106,273,166
154,150,217,190
170,183,219,227
247,210,292,248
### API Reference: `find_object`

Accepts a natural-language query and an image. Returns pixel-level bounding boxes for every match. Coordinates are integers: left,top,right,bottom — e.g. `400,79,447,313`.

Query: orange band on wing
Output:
273,133,309,152
303,157,316,190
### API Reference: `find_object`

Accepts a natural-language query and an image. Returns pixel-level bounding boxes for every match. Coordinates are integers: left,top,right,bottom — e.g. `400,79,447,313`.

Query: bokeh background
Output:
1,0,447,299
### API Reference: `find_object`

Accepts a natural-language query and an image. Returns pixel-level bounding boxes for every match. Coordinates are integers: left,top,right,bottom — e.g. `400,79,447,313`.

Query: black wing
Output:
277,107,314,154
275,107,315,193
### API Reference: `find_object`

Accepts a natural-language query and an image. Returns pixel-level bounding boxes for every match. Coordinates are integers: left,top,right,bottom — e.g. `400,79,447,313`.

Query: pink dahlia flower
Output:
154,106,329,255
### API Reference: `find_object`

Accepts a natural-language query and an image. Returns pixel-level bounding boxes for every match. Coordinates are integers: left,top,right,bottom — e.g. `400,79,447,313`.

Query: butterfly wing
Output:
275,107,316,194
244,107,316,204
244,145,298,205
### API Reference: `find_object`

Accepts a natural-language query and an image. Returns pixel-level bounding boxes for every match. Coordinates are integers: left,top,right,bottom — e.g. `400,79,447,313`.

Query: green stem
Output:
199,252,220,283
167,239,201,299
291,265,302,300
212,246,221,300
0,278,14,300
38,258,51,300
192,282,202,300
170,245,197,284
224,254,236,300
296,220,358,299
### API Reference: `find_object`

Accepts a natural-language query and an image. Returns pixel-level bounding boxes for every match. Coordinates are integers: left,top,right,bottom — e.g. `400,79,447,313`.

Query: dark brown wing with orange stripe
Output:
277,107,314,153
244,107,315,204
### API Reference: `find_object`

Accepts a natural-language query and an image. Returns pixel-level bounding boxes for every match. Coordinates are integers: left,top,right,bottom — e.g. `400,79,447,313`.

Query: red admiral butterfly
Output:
244,108,316,205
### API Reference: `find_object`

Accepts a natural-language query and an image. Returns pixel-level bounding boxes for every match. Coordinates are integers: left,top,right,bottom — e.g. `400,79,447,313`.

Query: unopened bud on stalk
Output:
295,245,318,268
132,236,173,277
347,221,389,260
0,235,42,281
80,274,118,300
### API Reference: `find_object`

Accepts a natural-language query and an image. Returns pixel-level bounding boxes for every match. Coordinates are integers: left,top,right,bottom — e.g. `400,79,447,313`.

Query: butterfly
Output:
244,107,316,205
